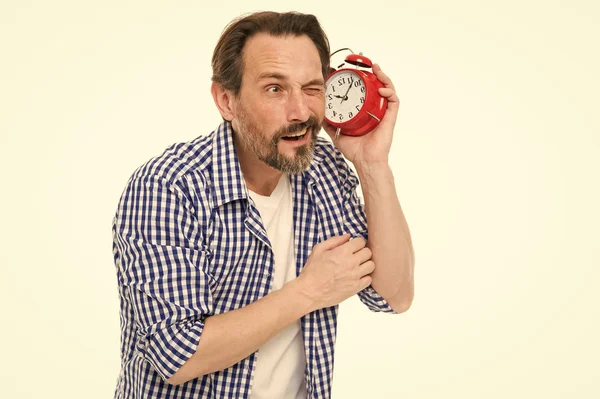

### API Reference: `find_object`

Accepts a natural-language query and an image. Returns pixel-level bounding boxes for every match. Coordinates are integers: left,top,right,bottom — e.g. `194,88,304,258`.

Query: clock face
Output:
324,70,366,123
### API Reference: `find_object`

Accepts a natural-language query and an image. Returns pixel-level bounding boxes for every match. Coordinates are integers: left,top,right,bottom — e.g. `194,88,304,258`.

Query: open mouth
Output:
281,128,308,142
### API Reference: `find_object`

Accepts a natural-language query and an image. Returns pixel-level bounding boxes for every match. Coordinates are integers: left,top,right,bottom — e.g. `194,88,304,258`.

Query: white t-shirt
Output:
248,174,307,399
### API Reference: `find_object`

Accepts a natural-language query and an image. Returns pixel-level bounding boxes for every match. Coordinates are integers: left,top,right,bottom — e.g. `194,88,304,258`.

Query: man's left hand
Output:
322,64,399,165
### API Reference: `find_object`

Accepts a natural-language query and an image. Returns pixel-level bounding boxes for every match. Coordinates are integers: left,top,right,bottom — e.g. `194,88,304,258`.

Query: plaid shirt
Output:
112,121,396,399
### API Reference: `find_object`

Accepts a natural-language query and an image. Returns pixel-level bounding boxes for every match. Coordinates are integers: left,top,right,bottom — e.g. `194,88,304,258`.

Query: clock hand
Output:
340,78,354,104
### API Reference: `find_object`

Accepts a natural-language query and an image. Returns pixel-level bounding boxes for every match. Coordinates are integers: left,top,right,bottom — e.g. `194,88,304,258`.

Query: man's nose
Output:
286,90,310,123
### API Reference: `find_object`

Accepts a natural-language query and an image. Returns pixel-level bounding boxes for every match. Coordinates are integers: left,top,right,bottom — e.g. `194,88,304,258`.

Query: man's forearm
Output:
355,161,415,312
167,278,312,385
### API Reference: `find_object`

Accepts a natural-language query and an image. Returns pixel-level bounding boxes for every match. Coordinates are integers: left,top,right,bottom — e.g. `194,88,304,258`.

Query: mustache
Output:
275,115,321,139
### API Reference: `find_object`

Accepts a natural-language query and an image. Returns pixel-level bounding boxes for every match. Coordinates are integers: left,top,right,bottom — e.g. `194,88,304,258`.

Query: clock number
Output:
360,97,365,103
360,86,366,93
327,94,333,101
348,112,353,119
328,103,333,109
355,105,361,111
333,110,337,117
354,80,361,87
339,114,344,121
338,78,346,86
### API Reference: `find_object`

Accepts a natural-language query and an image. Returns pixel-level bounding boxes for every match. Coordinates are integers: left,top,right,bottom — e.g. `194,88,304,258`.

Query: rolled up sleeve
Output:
113,174,214,380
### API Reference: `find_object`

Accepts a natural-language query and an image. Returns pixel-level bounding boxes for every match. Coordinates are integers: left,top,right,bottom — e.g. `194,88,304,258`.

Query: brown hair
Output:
211,11,331,96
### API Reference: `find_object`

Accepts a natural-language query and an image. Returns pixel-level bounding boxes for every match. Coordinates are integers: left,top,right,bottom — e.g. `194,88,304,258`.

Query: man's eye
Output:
267,86,281,93
305,87,324,94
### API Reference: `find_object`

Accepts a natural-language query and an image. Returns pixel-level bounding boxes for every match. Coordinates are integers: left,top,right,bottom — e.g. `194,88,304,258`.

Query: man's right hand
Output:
294,233,375,312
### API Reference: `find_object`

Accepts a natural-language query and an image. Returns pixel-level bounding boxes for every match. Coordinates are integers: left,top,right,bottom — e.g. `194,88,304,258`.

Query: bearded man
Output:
112,11,414,399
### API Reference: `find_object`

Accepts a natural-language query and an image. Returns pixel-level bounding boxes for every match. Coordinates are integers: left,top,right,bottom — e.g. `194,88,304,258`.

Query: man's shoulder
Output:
128,130,216,188
313,135,355,181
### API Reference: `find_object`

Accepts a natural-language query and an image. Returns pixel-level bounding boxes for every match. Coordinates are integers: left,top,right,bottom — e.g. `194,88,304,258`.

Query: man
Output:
112,11,414,399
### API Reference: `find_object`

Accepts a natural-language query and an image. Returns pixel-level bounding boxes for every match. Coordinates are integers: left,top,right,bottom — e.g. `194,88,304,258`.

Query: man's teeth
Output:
284,129,307,137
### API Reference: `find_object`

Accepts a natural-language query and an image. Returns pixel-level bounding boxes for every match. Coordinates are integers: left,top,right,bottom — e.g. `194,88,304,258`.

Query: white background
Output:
1,1,599,398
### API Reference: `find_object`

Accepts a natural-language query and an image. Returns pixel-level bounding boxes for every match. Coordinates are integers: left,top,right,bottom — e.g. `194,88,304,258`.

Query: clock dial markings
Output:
325,70,364,122
340,77,354,104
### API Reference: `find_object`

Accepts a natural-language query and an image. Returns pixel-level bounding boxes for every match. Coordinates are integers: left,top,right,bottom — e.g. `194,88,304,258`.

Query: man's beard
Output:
233,103,321,175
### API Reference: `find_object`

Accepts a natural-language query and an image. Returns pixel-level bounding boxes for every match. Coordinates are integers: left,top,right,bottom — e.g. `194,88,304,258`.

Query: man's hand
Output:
323,64,400,165
295,233,375,312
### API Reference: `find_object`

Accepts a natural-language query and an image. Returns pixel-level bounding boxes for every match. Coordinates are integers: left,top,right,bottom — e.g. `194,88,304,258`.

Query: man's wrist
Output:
355,161,393,181
283,276,317,316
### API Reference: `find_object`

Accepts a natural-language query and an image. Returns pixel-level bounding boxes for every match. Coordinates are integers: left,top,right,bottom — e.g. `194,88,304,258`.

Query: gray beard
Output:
236,125,318,175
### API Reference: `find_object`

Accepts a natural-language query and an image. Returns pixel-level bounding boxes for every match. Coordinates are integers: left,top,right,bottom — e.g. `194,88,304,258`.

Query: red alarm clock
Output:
324,53,387,137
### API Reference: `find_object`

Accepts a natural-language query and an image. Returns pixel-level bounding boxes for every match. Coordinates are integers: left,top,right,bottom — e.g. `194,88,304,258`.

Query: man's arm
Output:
355,161,415,313
323,63,415,312
167,277,310,385
168,233,375,385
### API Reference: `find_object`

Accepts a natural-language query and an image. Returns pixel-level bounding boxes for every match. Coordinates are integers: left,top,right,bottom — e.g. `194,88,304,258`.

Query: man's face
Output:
230,33,326,174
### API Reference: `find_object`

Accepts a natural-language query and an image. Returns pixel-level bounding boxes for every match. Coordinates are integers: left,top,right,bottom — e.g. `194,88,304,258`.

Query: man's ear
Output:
211,82,235,121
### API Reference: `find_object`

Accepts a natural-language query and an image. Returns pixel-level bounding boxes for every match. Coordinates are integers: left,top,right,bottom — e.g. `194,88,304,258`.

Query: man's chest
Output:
202,180,349,314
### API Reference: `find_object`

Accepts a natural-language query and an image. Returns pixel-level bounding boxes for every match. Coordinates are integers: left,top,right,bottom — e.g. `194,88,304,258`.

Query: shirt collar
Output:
211,120,325,207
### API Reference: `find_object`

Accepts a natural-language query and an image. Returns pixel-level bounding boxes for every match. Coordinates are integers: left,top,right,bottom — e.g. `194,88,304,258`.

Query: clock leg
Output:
367,112,381,122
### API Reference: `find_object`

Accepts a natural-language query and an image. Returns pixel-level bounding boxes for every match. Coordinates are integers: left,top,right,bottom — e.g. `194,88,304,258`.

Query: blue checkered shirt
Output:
112,121,396,399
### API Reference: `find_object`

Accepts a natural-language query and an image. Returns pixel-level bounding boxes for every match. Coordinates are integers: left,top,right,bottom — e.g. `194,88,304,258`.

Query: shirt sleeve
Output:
336,153,400,314
113,174,214,380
